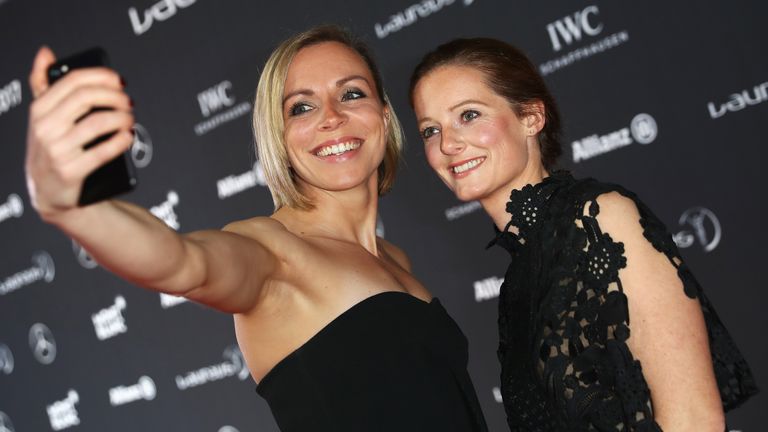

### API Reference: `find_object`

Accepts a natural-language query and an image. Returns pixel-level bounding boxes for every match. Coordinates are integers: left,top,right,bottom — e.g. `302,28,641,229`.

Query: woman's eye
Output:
461,110,480,122
289,102,313,116
341,88,366,101
421,126,439,139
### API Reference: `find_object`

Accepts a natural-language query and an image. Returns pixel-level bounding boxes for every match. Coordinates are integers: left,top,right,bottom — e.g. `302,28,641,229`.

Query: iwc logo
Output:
29,323,57,365
673,207,721,252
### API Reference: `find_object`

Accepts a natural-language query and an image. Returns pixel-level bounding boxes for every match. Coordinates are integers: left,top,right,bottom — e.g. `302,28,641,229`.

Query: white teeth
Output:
452,158,484,174
316,141,361,157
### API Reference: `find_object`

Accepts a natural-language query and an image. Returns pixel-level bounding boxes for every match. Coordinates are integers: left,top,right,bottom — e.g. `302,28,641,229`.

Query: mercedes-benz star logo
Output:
72,240,98,269
0,344,13,375
28,323,57,365
131,123,153,168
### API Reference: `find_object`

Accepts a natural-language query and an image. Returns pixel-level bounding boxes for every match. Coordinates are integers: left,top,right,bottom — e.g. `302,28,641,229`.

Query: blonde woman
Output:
25,26,488,431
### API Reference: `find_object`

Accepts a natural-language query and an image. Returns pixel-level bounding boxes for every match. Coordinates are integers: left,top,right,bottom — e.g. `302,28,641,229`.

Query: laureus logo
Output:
128,0,196,36
175,345,250,390
29,323,56,365
673,207,721,252
0,251,56,296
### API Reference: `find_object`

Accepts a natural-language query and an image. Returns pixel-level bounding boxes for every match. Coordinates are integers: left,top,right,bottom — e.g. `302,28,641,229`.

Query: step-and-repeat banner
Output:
1,1,766,431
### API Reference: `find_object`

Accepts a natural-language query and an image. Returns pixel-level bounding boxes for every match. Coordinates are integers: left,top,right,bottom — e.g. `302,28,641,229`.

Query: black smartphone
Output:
47,47,137,206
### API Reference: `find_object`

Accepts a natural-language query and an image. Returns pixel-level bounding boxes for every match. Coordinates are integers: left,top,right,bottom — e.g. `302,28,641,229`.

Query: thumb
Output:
29,46,57,98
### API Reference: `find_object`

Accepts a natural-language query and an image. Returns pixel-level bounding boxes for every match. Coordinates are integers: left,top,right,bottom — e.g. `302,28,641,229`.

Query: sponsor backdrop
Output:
0,0,765,430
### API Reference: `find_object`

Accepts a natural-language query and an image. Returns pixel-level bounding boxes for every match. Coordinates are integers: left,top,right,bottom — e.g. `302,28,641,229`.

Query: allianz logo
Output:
572,113,657,163
707,81,768,119
0,193,24,224
109,376,156,407
474,276,503,302
547,5,603,52
0,251,55,296
150,190,181,230
92,296,128,341
175,345,250,390
0,79,22,118
129,0,196,36
46,390,80,431
374,0,474,40
217,161,267,199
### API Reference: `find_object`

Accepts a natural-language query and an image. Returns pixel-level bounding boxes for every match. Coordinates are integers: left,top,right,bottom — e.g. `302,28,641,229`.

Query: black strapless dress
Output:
256,291,488,431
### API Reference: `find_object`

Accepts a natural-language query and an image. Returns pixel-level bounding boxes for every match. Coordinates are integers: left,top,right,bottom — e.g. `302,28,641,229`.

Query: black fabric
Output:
256,291,489,431
489,171,758,431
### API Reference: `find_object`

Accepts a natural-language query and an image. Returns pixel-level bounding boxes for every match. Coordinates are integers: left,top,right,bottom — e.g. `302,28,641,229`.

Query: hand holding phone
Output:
46,47,137,206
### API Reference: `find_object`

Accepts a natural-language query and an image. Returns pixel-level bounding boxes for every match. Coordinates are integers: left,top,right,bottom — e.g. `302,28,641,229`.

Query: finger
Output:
62,130,134,182
45,86,131,136
29,46,56,98
53,110,135,160
30,68,123,121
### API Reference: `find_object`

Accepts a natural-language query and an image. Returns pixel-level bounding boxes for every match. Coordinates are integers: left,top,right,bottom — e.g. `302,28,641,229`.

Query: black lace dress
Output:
488,171,757,431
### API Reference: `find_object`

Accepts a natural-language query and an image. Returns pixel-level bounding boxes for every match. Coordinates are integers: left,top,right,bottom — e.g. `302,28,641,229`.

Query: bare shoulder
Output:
222,216,303,257
592,191,643,235
223,216,290,236
378,237,413,273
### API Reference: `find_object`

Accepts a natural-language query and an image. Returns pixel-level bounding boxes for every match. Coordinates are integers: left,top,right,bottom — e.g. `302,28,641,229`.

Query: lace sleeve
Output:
538,196,660,431
538,188,757,431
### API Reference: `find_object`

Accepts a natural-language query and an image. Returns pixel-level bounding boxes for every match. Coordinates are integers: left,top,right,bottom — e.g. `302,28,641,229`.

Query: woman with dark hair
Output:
24,26,488,431
410,38,757,431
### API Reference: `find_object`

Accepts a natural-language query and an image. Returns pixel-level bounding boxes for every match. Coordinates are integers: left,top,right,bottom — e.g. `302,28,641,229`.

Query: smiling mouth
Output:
314,140,362,157
450,157,486,175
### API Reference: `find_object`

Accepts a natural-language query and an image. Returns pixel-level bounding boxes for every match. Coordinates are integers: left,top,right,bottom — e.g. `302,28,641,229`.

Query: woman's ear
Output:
383,105,391,129
524,101,546,136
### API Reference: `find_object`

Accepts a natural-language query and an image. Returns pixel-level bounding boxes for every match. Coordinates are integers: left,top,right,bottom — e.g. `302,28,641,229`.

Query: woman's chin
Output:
453,187,487,203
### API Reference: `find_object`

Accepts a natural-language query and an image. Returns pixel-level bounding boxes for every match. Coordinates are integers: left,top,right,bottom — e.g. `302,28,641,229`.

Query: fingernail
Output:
129,97,134,108
120,76,127,88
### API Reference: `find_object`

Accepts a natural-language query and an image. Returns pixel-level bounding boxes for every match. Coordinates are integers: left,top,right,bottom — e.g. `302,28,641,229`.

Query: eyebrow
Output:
417,99,490,124
282,75,372,105
449,99,489,111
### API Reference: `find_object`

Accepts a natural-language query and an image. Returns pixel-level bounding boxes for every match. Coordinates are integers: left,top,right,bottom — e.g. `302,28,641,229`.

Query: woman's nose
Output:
319,103,347,130
440,128,465,155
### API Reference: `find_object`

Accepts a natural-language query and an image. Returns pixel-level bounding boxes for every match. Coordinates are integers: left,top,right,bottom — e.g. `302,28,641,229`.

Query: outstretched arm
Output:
25,47,277,314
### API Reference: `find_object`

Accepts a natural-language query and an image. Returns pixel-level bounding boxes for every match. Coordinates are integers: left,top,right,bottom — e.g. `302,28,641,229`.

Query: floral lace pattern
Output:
490,172,758,431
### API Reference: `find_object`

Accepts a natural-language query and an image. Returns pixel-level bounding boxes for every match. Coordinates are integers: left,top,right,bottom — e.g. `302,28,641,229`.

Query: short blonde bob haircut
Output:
253,25,404,210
